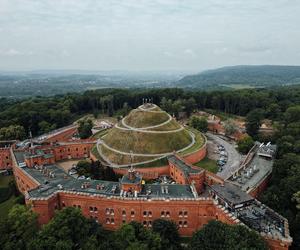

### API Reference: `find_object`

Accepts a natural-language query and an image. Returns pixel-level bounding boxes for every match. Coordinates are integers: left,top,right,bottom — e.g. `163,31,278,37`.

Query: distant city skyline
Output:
0,0,300,71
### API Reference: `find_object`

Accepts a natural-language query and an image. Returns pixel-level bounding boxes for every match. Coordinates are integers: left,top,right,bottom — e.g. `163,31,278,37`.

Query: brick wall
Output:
13,163,39,194
248,173,271,198
183,144,207,165
51,143,94,161
0,147,12,170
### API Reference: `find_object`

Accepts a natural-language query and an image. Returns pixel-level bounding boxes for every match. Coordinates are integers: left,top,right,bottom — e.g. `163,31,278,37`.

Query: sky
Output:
0,0,300,72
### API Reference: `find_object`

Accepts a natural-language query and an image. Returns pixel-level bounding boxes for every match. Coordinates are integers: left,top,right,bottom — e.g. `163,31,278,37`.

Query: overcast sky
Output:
0,0,300,72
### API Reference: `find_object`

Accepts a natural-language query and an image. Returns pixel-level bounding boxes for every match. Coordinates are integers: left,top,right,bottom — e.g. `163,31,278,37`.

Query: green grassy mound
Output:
124,109,170,128
94,105,206,166
103,128,192,154
179,128,205,155
100,145,159,165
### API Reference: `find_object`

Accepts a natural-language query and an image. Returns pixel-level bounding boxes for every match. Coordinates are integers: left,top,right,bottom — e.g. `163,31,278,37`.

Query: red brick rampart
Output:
0,147,12,170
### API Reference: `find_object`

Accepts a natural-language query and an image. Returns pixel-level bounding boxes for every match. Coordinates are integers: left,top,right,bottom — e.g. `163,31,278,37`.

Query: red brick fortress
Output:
11,148,292,250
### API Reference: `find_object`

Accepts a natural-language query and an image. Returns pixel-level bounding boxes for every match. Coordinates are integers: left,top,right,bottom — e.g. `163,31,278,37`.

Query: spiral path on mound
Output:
96,103,197,167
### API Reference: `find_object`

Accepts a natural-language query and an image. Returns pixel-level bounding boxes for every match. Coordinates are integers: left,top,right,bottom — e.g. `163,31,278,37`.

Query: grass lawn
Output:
180,128,205,156
0,175,16,218
0,195,18,218
0,175,13,187
194,157,218,173
92,128,109,139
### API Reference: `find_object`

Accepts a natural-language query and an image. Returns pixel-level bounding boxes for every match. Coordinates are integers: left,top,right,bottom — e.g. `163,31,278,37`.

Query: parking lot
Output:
206,132,242,179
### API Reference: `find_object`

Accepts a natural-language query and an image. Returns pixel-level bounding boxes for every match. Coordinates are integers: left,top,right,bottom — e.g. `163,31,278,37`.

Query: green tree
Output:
78,119,93,139
76,160,92,177
152,219,181,250
0,205,38,250
160,97,173,113
237,136,254,154
38,121,56,134
284,105,300,124
189,220,267,250
223,119,238,136
113,222,161,250
30,207,110,250
183,97,196,117
246,109,264,137
190,116,208,132
0,125,26,140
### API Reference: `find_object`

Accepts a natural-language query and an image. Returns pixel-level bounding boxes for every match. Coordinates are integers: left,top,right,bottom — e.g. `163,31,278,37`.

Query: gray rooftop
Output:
14,151,26,165
12,149,196,199
121,174,142,184
237,202,287,239
210,182,254,206
229,145,275,192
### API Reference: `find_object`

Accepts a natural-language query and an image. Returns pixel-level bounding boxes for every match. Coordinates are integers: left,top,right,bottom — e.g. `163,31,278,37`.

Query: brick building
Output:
11,147,292,250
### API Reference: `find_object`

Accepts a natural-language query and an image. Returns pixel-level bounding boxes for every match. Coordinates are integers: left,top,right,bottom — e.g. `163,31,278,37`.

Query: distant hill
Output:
177,65,300,89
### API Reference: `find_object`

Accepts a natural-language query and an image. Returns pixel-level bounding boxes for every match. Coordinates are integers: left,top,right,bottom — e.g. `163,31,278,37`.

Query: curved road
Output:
115,123,184,133
206,132,242,180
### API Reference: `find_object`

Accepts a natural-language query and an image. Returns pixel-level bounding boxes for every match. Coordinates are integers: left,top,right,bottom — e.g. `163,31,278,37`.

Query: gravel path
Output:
206,132,242,180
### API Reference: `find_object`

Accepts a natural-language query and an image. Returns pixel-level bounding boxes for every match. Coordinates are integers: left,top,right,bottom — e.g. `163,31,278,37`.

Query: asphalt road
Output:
206,132,242,180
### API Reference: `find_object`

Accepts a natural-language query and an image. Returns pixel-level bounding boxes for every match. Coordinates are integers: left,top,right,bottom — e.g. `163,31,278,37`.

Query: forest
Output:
0,85,300,248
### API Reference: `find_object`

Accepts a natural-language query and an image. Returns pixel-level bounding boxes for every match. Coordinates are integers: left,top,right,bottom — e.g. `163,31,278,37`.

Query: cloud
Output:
183,49,197,57
0,0,300,70
213,47,228,55
0,49,34,56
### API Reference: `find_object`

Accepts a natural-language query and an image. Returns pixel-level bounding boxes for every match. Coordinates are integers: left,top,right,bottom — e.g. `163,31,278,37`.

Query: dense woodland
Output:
0,85,300,248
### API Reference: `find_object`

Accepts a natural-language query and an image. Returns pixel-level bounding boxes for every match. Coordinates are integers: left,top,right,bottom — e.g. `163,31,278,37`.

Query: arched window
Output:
110,208,114,215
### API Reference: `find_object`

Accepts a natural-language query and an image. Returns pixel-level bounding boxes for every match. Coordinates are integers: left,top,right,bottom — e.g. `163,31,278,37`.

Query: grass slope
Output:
124,109,169,128
194,157,218,173
103,128,192,154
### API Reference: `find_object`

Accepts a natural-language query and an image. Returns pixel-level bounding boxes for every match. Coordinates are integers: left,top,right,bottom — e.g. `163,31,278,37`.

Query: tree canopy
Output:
189,220,268,250
190,115,208,132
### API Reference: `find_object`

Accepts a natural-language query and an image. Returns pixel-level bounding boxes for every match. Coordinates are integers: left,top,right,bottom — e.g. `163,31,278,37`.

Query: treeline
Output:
1,85,300,138
0,205,267,250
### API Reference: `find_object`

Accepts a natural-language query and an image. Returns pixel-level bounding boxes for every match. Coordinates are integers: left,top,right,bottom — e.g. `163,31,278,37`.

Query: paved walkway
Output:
137,104,165,113
206,132,242,180
115,123,184,133
122,112,173,130
96,140,166,168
